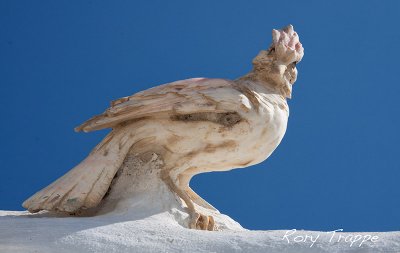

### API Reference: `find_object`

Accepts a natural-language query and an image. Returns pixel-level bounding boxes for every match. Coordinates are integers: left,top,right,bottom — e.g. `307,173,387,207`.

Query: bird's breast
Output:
240,93,289,166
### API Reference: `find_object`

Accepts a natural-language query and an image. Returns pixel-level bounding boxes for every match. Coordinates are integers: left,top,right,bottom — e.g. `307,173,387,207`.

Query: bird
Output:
22,25,304,231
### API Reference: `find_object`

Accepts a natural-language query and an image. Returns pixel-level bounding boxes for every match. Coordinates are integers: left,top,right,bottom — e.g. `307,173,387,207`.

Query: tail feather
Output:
22,129,136,213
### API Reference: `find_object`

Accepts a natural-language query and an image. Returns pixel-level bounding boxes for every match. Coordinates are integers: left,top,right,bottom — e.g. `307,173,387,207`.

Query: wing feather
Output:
75,78,251,132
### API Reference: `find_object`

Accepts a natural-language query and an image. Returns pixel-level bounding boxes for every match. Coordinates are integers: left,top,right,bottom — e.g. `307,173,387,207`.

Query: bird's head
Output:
252,25,304,98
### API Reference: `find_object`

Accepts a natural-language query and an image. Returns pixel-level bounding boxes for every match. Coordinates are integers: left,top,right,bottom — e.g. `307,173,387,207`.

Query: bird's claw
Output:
189,212,216,231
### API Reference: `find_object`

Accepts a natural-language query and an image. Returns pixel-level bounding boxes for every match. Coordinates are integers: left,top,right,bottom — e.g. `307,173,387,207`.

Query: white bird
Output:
23,25,304,231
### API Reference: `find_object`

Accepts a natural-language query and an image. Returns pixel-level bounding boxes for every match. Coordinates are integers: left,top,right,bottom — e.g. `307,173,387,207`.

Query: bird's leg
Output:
178,172,216,230
161,170,215,231
178,173,217,211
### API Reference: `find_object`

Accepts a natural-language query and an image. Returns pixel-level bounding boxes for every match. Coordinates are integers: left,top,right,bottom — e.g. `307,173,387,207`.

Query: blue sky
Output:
1,1,399,232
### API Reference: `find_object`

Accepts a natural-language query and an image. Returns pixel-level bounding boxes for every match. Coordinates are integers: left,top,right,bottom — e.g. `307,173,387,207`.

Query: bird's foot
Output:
189,212,216,231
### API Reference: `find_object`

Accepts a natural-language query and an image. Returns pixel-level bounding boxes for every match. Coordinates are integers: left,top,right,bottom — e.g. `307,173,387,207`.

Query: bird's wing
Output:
75,78,254,132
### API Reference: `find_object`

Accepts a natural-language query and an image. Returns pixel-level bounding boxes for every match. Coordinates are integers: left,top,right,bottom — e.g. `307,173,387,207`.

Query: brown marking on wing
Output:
75,78,240,133
204,140,237,153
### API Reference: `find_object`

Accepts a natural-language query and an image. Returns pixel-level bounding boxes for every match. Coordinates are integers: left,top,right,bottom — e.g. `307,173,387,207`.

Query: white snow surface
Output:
1,155,399,253
1,209,400,253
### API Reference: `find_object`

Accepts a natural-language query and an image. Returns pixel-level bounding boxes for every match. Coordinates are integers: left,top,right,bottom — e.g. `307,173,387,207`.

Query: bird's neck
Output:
237,67,292,99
